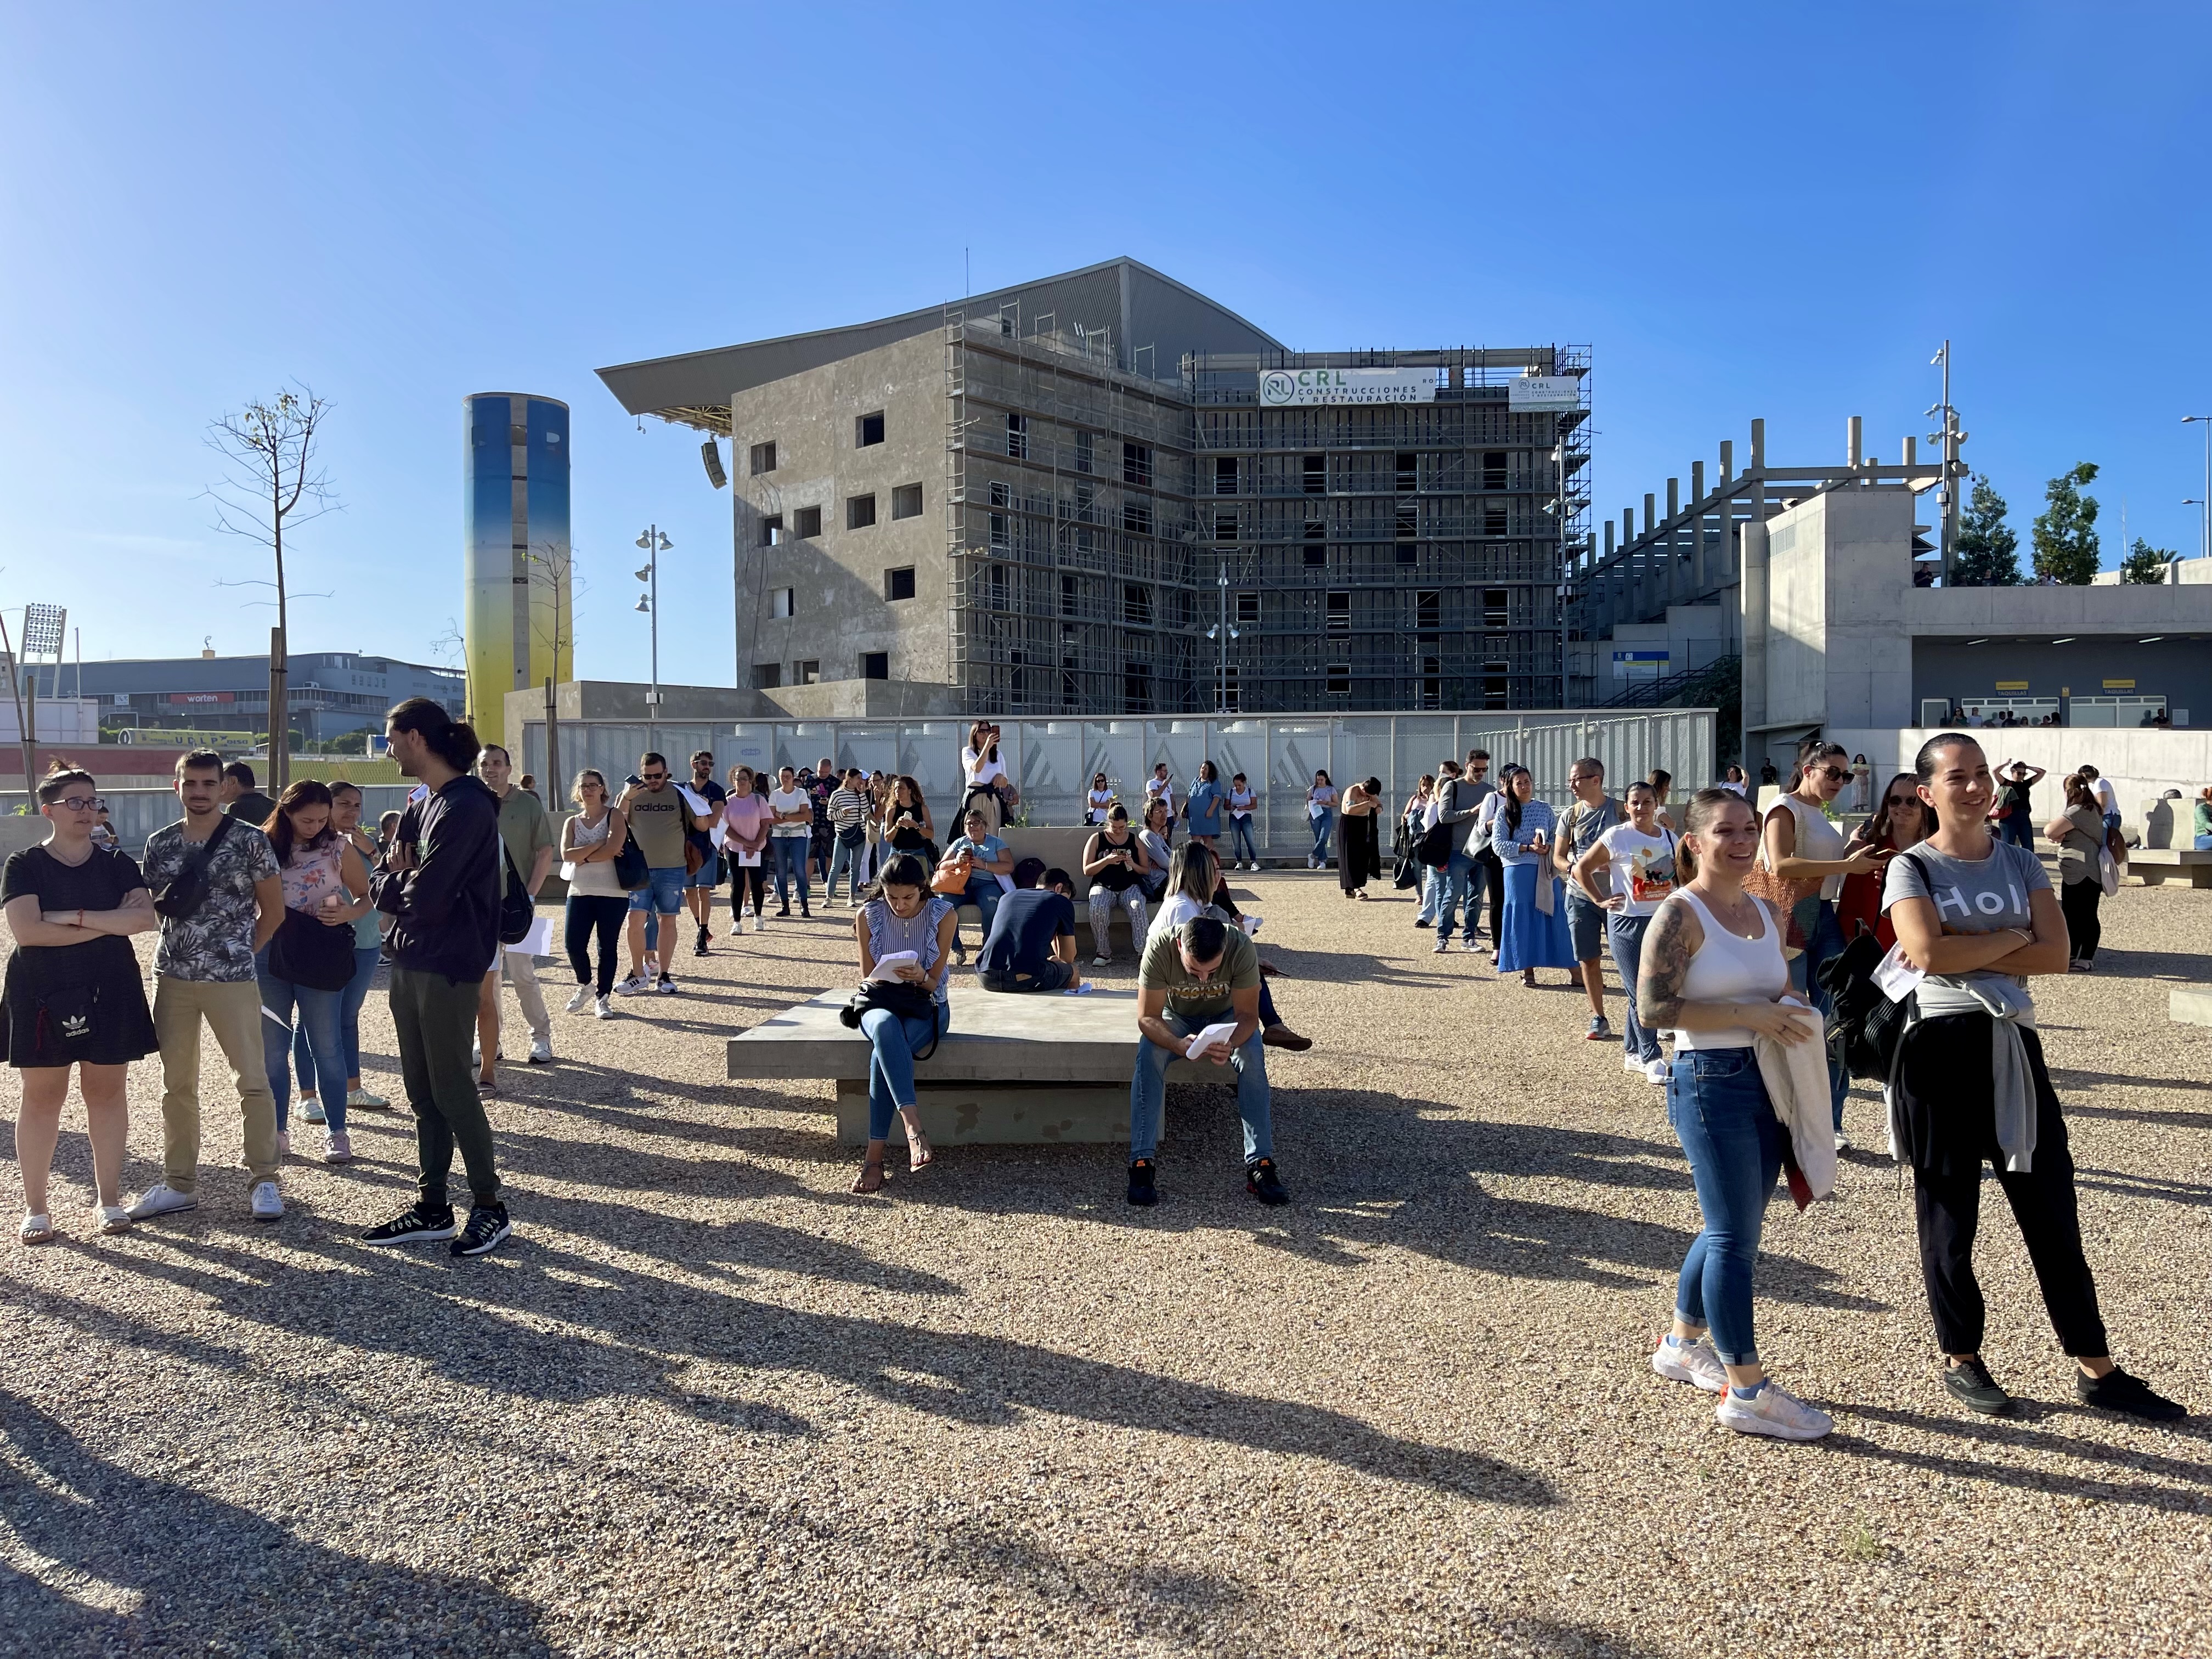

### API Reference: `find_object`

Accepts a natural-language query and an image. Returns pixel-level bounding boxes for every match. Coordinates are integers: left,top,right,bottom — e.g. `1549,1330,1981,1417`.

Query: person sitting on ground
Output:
1883,732,2182,1421
4,768,160,1244
1637,787,1831,1440
88,799,119,851
850,853,956,1195
219,761,277,830
1082,804,1151,964
976,858,1085,994
1127,912,1286,1210
1149,841,1310,1052
940,806,1014,960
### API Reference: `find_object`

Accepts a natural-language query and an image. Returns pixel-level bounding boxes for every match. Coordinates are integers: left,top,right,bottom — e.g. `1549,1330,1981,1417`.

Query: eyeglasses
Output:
49,795,99,812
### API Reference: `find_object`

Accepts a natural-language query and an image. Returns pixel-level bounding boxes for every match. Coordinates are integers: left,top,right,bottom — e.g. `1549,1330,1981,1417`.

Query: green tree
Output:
1951,473,2021,586
2030,462,2101,584
2118,537,2176,584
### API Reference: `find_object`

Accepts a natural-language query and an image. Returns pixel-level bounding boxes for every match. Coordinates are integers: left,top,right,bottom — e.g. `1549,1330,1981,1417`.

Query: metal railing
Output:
513,710,1716,853
1,783,421,857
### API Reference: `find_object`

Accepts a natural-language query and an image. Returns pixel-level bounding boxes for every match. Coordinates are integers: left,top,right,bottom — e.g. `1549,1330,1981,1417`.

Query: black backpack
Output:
1816,849,1926,1081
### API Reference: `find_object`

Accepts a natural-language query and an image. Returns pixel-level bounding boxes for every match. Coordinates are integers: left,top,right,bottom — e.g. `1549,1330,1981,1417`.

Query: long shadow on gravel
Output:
1823,1400,2212,1514
859,1090,1883,1311
0,1388,553,1656
67,1210,1553,1509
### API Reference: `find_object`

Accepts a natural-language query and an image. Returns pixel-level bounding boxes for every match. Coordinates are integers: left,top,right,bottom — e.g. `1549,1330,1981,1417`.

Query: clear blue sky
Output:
4,3,2208,684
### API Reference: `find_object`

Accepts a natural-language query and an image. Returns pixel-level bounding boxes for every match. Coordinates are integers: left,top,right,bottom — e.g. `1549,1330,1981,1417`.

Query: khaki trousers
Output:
153,976,280,1191
495,951,551,1045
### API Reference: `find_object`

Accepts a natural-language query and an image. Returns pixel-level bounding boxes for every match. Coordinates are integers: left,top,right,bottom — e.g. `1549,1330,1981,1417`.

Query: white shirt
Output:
768,786,811,837
1145,775,1176,813
2091,777,2119,816
1228,787,1255,819
962,746,1007,788
1086,788,1116,824
1595,822,1678,917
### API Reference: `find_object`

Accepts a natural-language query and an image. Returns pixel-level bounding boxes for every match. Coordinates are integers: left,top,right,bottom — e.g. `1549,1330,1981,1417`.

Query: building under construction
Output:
597,257,1589,715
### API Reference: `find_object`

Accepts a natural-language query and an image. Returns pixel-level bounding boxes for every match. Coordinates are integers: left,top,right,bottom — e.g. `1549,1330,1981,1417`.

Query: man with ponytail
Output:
359,698,513,1258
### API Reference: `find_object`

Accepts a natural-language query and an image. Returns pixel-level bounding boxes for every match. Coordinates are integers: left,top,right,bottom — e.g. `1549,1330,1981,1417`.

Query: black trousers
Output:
729,864,766,915
563,895,628,996
2060,877,2102,963
1900,1018,2109,1358
1471,847,1505,936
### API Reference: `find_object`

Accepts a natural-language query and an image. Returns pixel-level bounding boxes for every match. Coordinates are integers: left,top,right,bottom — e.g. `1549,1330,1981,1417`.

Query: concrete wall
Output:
1824,725,2212,844
728,331,947,692
1764,494,1829,726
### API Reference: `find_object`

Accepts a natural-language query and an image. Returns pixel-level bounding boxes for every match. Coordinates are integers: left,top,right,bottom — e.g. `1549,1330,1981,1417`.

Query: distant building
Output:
597,257,1588,714
69,652,465,748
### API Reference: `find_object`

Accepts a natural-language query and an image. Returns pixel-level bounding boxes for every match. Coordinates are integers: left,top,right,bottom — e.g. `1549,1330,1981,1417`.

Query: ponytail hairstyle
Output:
385,697,481,772
2063,772,2097,812
1911,730,1983,834
1786,736,1849,792
1674,786,1751,887
266,779,336,865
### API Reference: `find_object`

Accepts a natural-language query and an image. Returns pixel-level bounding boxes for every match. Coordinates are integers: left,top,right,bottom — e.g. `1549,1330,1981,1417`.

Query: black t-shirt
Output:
687,778,728,855
978,889,1074,979
2,845,149,990
227,791,278,828
1999,778,2033,816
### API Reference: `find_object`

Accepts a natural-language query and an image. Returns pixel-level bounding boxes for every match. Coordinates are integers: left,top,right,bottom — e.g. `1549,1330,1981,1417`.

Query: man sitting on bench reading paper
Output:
1126,912,1288,1210
976,859,1088,995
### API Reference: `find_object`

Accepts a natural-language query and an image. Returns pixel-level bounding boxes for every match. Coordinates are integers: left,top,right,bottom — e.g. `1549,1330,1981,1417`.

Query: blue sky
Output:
4,3,2208,684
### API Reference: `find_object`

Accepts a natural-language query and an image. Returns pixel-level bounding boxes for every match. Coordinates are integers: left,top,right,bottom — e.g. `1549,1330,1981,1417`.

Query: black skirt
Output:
3,941,157,1069
1339,810,1382,891
1892,1011,2069,1178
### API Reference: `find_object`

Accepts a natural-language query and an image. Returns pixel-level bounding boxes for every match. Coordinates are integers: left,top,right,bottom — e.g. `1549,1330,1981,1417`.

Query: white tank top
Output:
1669,888,1787,1051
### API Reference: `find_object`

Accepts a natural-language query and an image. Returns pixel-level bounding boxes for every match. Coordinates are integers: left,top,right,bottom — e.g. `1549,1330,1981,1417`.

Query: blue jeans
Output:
256,947,348,1135
1308,810,1333,864
2196,833,2212,851
860,1001,950,1140
963,878,1002,935
1668,1047,1785,1367
1129,1009,1272,1165
1434,849,1475,942
770,837,811,911
295,944,381,1094
827,835,866,902
1999,810,2034,849
628,865,686,951
1785,898,1849,1130
1607,911,1661,1064
1229,816,1259,864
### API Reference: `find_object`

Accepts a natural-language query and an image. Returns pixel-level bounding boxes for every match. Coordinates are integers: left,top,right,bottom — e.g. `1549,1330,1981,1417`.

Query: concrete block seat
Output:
727,984,1228,1146
2126,848,2212,888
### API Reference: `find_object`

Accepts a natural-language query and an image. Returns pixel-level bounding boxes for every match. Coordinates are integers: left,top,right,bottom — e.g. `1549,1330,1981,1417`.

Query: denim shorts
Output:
628,866,686,915
684,854,723,889
1565,893,1606,960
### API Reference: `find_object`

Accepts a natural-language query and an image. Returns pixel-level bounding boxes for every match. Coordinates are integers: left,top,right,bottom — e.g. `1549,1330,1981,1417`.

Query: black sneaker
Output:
1413,917,1433,930
2077,1365,2186,1420
361,1202,457,1244
694,924,710,956
657,972,679,995
1126,1159,1158,1207
777,905,791,918
1943,1357,2013,1415
1245,1158,1290,1206
450,1203,512,1258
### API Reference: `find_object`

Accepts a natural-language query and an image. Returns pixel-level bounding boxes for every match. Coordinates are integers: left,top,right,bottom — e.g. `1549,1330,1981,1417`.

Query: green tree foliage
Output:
1951,473,2021,586
2031,462,2101,585
2118,537,2176,584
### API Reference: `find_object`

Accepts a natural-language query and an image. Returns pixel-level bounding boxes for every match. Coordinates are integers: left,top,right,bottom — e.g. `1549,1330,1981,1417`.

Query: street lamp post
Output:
634,525,671,714
1206,564,1239,714
2184,416,2211,565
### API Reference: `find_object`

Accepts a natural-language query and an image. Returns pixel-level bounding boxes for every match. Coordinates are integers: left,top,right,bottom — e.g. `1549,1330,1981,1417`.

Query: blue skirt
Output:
1496,861,1575,971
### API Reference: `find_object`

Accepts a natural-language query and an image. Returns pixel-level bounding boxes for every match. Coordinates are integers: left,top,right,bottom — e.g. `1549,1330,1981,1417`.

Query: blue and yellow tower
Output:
464,393,573,748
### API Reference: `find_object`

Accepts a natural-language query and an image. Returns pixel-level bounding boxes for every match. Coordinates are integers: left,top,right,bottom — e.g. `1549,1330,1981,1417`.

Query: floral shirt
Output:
141,818,279,983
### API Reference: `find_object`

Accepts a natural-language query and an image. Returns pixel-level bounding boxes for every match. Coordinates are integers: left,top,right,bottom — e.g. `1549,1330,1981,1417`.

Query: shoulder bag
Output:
268,906,357,991
150,813,236,922
1817,848,1928,1081
499,844,535,945
609,816,650,891
837,979,943,1059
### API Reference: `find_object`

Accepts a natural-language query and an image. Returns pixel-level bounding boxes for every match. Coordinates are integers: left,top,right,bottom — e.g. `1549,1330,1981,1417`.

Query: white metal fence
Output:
0,785,421,856
515,710,1716,853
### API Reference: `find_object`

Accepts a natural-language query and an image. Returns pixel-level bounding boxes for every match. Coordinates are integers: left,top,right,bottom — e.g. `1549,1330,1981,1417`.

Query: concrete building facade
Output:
597,258,1588,716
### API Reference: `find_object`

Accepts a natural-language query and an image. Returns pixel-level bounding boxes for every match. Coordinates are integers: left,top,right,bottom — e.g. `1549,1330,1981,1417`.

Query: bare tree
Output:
206,386,338,790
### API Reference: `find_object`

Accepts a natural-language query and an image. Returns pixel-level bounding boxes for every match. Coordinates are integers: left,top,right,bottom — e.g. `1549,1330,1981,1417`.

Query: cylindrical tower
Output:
464,392,572,748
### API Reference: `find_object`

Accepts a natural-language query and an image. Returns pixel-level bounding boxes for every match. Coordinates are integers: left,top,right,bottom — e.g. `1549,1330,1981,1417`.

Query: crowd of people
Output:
1,710,2192,1440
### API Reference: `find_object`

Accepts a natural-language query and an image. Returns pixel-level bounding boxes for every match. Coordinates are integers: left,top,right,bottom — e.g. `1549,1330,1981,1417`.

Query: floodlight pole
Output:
2186,416,2211,565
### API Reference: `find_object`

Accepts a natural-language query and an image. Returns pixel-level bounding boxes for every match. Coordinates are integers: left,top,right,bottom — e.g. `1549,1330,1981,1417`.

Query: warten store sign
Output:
1257,367,1440,407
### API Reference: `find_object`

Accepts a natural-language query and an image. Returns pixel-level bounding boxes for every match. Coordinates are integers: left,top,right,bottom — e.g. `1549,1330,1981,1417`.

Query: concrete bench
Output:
2126,849,2212,888
727,985,1230,1146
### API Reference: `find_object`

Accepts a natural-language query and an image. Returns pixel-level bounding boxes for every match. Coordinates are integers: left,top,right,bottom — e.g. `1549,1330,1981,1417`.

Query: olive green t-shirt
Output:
624,783,690,870
1137,919,1260,1020
496,787,555,885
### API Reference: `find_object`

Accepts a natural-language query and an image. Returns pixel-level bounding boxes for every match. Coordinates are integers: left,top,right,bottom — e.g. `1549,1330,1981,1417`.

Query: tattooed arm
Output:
1639,894,1813,1043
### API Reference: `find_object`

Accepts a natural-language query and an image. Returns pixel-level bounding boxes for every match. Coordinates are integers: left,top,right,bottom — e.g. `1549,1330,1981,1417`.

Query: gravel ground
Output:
3,873,2210,1657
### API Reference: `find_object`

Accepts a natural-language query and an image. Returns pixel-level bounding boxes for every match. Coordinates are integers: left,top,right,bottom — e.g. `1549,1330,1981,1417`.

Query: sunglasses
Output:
1883,794,1915,809
1814,766,1850,783
642,772,668,781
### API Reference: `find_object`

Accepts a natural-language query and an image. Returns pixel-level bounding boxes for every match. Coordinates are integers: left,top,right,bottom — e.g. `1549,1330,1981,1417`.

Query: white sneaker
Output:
249,1180,285,1223
1833,1131,1852,1152
346,1088,389,1110
125,1181,198,1221
528,1039,554,1064
1623,1052,1646,1075
1645,1059,1671,1086
323,1132,354,1165
301,1100,326,1125
752,913,768,931
275,1130,292,1159
1714,1381,1832,1441
1651,1335,1728,1394
613,973,651,996
594,996,616,1019
565,987,592,1014
1092,954,1110,967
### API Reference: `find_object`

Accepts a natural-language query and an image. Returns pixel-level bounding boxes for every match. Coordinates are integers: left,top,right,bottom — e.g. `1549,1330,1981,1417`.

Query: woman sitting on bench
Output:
850,853,957,1195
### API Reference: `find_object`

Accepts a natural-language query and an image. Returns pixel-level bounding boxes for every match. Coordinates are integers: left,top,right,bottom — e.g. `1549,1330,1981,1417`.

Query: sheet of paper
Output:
1183,1020,1239,1059
736,848,761,867
1872,941,1925,1002
866,950,919,985
506,916,555,957
1239,914,1262,936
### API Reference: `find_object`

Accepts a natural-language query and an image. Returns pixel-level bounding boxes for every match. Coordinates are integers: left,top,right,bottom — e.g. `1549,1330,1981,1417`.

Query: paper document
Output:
866,950,919,985
736,848,761,867
1872,941,1925,1002
1183,1020,1240,1059
1239,915,1262,936
506,916,555,958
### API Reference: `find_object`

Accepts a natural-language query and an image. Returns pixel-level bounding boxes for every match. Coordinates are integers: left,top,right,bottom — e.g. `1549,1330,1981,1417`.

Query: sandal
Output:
19,1214,55,1246
96,1205,131,1235
850,1156,888,1195
898,1107,936,1174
